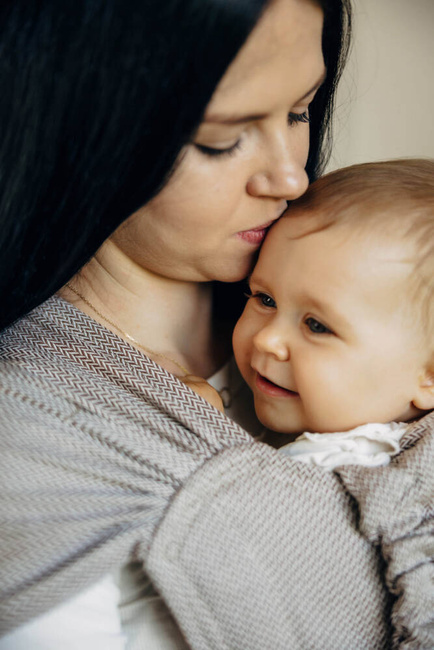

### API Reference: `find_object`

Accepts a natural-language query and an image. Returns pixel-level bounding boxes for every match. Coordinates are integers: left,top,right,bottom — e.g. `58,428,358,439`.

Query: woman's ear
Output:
412,366,434,411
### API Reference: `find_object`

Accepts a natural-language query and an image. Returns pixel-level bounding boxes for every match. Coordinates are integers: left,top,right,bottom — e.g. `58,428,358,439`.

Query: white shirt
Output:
0,576,126,650
279,421,407,470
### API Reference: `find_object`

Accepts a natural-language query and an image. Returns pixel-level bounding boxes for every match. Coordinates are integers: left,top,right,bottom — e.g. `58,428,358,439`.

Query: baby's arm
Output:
180,375,224,411
336,418,434,648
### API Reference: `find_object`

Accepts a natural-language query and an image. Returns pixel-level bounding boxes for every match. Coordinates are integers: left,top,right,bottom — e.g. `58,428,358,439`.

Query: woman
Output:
1,0,430,648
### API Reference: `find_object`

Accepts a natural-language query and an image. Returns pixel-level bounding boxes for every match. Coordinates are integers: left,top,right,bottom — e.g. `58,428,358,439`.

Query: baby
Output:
121,158,434,650
189,158,434,467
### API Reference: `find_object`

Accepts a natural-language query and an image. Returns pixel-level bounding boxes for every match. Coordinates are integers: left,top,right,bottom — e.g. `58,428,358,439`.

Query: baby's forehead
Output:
264,213,418,285
272,209,413,248
269,209,360,244
263,211,430,327
271,211,323,239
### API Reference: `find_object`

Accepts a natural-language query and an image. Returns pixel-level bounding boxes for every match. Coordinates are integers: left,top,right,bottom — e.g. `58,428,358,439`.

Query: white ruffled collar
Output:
280,421,407,470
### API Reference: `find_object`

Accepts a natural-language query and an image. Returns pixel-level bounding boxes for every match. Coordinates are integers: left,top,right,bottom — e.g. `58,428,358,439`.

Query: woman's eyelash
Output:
196,112,308,156
288,110,310,127
195,140,242,157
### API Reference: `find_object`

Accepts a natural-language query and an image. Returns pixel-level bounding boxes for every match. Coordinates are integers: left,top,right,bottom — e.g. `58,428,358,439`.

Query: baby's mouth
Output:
255,373,299,398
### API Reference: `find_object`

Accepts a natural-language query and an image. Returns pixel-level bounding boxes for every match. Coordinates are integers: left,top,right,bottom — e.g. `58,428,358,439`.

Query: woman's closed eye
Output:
304,316,334,335
194,109,309,157
245,290,276,309
195,140,242,157
288,110,310,127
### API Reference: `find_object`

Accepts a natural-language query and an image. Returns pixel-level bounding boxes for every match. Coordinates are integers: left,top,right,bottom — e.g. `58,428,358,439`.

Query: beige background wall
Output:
326,0,434,171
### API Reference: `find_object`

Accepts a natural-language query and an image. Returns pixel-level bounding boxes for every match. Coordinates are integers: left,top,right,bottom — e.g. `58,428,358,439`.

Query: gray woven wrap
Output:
0,297,432,649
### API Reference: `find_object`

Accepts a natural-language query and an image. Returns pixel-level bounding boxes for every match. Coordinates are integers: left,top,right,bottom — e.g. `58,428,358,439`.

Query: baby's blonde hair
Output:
290,158,434,359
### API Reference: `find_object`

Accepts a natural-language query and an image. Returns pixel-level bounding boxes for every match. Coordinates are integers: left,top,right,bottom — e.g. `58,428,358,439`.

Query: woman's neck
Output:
60,240,230,378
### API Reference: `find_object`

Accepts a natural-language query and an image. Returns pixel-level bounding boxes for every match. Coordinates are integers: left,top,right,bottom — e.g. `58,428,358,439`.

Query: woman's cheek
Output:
294,124,311,169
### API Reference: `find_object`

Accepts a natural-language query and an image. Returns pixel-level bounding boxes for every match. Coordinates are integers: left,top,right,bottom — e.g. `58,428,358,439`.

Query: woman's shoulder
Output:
0,295,131,429
0,294,146,377
0,295,180,419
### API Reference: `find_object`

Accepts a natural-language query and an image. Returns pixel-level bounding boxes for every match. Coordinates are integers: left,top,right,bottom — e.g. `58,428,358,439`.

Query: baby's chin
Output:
254,398,424,436
254,410,304,437
256,412,353,436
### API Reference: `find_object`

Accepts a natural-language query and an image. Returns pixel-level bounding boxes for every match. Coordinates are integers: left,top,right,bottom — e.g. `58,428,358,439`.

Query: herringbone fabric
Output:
0,296,431,648
0,296,251,634
337,416,434,649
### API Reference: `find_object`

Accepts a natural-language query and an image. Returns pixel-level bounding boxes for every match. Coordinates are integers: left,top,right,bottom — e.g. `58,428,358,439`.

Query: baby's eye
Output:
245,290,276,309
304,317,333,335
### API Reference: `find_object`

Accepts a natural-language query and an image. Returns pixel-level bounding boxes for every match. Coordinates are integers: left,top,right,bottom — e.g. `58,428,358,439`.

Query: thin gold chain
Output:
65,282,190,376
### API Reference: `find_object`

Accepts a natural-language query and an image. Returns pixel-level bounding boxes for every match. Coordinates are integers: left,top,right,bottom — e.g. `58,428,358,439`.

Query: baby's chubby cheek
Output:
232,314,255,387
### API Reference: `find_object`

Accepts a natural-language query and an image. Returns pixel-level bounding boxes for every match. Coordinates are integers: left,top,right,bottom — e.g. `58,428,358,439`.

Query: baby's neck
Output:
261,430,301,448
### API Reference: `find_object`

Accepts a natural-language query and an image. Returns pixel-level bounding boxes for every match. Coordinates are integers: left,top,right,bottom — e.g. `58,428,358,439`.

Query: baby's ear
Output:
412,365,434,411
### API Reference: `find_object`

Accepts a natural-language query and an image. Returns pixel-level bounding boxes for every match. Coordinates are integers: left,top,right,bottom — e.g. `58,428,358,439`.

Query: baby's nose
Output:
253,325,290,361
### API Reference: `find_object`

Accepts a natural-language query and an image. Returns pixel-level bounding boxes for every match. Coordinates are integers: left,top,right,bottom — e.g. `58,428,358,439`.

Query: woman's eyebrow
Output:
205,69,327,125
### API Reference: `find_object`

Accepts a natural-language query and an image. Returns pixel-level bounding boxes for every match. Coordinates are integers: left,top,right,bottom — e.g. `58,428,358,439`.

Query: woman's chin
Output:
211,257,257,284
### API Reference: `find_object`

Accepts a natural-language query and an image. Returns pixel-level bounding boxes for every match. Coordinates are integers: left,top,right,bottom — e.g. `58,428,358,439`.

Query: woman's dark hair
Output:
0,0,351,331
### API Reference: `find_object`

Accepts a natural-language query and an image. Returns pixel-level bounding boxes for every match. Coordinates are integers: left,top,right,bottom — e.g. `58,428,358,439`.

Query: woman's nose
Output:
253,324,290,362
247,129,309,201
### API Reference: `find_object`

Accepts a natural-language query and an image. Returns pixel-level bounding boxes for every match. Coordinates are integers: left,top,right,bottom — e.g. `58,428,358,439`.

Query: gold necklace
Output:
65,282,190,376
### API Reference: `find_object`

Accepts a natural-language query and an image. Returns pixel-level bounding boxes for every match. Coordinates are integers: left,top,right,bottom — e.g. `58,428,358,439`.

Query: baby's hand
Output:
181,375,224,412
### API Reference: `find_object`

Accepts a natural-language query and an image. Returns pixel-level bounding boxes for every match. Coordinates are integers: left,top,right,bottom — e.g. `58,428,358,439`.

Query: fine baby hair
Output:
290,158,434,345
